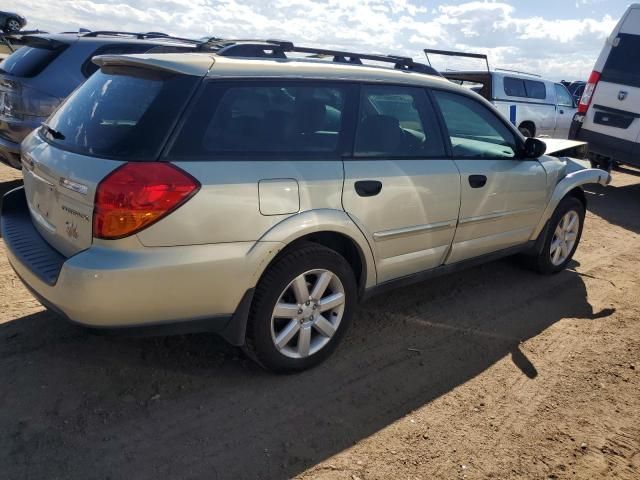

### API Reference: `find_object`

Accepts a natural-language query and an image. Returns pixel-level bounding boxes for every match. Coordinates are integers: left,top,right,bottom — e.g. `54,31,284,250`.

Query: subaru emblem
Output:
618,91,628,101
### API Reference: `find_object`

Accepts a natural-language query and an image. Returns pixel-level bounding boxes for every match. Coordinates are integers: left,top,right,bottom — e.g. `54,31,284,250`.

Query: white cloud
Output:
3,0,619,80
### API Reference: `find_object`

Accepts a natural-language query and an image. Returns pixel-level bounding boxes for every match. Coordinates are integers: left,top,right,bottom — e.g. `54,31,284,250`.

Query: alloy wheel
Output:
270,269,346,359
550,210,580,266
7,19,20,31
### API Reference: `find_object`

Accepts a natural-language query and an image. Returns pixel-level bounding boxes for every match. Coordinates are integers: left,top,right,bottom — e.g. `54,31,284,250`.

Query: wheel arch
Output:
255,209,377,294
530,168,609,241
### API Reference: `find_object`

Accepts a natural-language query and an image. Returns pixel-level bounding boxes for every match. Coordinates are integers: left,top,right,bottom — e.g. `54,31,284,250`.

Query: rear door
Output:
553,83,577,139
20,65,201,257
583,26,640,157
342,84,460,283
431,89,548,264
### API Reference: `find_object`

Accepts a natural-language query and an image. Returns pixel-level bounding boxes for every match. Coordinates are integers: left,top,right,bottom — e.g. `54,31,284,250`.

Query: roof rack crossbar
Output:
424,48,490,73
207,40,440,76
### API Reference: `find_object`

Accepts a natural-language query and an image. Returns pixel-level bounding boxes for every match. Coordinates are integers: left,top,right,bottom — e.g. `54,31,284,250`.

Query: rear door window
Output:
0,46,65,78
42,66,199,160
601,33,640,88
169,81,352,159
354,85,445,157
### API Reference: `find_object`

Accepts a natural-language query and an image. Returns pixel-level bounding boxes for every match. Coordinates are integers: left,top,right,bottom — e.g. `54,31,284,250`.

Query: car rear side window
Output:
354,85,445,158
0,46,65,78
432,90,517,159
169,81,350,159
504,77,527,97
41,66,199,160
504,77,546,100
601,33,640,88
524,80,546,100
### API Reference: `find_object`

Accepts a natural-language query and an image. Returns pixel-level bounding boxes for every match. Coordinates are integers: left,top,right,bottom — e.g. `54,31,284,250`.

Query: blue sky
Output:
6,0,633,80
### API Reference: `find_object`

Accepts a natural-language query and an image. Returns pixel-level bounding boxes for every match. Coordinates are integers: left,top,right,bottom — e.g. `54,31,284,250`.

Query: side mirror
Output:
523,137,546,159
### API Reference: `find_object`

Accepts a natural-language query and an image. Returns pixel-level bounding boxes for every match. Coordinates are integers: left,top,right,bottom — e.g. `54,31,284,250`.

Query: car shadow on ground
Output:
0,258,614,479
584,178,640,234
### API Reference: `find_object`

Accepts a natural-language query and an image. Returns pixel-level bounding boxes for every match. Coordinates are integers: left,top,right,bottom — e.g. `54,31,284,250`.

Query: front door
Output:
554,83,577,139
431,90,548,264
342,85,461,283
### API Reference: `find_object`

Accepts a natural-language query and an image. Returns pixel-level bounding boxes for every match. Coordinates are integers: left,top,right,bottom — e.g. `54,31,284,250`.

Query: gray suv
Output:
0,31,199,168
1,42,609,372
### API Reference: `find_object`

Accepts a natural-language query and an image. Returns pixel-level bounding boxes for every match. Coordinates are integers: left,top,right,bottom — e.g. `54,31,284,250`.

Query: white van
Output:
570,4,640,169
426,49,577,139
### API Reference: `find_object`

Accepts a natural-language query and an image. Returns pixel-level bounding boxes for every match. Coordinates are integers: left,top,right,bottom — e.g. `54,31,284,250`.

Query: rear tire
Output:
5,18,21,33
245,242,357,373
525,196,585,275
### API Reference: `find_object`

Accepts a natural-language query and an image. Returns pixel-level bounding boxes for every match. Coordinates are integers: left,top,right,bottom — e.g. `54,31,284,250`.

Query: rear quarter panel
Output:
136,160,345,246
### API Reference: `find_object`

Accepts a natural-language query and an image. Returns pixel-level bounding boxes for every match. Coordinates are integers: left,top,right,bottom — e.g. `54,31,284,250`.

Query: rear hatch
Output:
0,36,72,141
20,57,206,257
584,25,640,149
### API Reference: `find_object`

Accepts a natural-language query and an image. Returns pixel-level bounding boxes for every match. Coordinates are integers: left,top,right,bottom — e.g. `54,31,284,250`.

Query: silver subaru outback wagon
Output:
1,46,609,372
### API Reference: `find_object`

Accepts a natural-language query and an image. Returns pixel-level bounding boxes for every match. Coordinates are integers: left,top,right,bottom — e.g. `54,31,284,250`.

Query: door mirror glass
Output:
523,137,546,158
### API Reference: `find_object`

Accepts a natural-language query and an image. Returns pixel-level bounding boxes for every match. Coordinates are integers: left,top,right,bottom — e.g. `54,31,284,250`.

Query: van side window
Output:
504,77,527,97
169,82,349,158
354,85,445,158
432,90,517,159
524,80,546,100
555,84,574,107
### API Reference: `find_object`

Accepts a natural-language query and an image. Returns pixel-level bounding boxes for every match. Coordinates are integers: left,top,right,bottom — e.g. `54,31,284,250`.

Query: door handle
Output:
468,175,487,188
559,109,565,114
355,180,382,197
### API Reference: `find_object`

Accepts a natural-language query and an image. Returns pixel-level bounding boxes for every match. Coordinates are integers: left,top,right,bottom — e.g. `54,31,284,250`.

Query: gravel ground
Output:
0,162,638,480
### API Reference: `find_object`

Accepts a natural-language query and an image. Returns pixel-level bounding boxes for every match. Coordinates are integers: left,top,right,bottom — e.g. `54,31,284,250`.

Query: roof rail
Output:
80,31,200,43
494,67,542,78
202,39,441,76
424,48,490,73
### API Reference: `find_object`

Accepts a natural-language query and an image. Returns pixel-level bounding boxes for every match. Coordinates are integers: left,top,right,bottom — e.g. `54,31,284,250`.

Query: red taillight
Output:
578,70,601,114
93,162,200,239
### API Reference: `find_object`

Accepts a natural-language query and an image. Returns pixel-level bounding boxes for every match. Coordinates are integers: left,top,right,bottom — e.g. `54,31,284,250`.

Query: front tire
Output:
527,196,585,274
245,242,357,373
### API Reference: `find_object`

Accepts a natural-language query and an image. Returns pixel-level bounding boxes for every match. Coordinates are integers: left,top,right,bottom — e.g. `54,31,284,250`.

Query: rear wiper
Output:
41,122,65,140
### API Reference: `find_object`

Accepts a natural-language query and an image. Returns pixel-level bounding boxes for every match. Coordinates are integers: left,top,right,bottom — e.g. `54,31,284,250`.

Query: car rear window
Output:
41,66,199,160
601,33,640,88
0,46,65,78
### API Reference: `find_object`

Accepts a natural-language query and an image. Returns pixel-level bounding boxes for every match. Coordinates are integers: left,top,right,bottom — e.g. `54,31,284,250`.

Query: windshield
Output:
42,66,199,160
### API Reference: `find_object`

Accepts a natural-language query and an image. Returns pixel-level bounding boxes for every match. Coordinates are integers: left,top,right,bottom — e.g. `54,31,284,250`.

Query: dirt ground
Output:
0,162,639,480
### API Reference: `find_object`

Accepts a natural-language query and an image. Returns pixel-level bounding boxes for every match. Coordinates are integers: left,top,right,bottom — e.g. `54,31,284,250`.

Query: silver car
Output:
1,43,609,372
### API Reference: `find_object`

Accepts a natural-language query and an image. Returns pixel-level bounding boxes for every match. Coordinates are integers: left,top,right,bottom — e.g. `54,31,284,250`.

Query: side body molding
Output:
530,167,610,240
257,208,378,288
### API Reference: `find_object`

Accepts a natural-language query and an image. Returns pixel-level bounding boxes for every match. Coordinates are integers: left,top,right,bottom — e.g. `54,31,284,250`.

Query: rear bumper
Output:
1,187,283,344
571,118,640,167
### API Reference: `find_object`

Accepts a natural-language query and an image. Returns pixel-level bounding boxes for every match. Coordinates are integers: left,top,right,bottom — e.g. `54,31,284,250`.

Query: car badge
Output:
618,91,628,101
